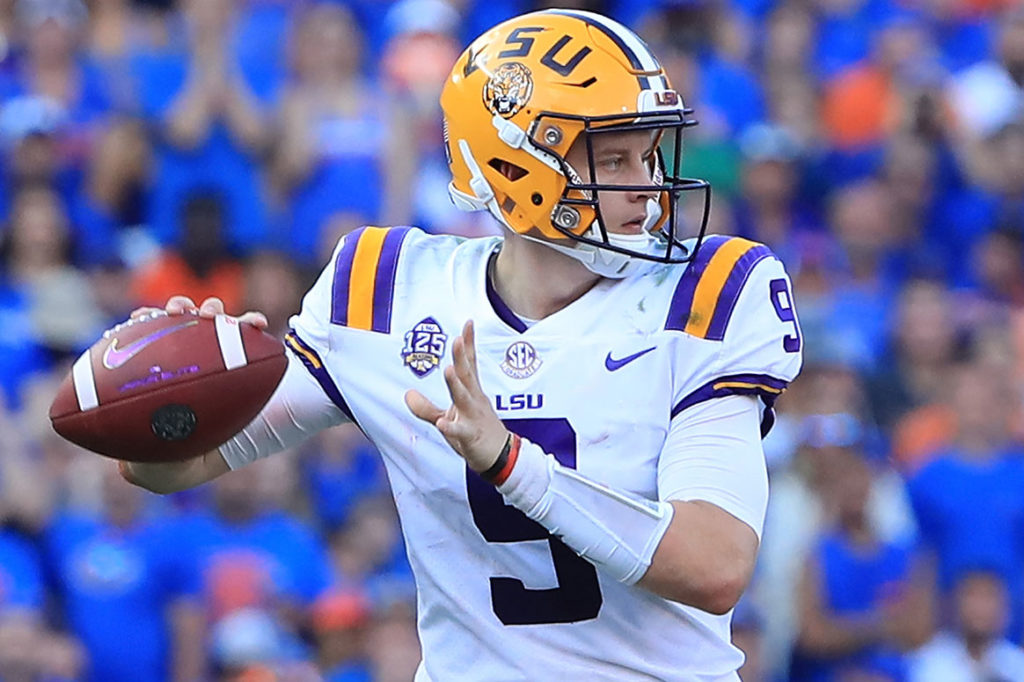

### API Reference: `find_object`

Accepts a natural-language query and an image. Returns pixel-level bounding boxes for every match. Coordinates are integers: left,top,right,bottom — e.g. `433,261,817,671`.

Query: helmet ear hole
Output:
488,158,528,181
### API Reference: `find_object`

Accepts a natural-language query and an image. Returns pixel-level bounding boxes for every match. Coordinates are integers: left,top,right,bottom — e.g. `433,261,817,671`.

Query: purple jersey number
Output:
770,278,801,353
466,417,602,625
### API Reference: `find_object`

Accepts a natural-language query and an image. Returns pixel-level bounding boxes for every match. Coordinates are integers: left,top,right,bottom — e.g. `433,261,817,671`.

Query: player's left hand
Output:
405,320,510,473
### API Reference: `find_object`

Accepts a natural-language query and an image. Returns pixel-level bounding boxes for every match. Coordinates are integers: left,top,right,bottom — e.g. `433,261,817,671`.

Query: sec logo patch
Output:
500,341,542,379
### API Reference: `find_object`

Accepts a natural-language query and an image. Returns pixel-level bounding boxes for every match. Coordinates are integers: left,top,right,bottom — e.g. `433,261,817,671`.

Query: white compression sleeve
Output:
659,395,768,539
219,352,349,470
497,438,675,585
494,395,767,585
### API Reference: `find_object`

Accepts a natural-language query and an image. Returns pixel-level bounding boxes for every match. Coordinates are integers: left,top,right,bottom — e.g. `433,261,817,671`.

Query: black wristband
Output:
480,433,513,483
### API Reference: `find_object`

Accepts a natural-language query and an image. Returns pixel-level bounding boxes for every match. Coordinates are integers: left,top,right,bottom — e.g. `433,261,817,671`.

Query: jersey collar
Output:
485,250,530,333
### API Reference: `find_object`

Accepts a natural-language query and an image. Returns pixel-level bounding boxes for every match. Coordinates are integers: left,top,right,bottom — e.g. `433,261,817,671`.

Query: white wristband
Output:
497,438,674,585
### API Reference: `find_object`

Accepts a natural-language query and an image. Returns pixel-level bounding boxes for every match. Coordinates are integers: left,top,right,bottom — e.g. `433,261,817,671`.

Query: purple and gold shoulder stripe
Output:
665,235,774,340
331,226,412,333
672,373,788,436
284,330,355,422
672,373,787,418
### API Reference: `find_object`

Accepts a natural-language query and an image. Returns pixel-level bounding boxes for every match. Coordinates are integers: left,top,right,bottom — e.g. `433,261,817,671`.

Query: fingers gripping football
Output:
130,296,268,330
405,321,509,473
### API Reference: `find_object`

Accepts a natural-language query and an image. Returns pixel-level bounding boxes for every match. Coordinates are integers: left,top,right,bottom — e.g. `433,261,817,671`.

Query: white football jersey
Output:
284,227,802,681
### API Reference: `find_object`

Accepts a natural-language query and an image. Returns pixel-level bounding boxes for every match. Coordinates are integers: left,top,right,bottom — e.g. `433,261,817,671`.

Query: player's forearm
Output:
119,448,229,494
493,436,756,613
639,501,758,614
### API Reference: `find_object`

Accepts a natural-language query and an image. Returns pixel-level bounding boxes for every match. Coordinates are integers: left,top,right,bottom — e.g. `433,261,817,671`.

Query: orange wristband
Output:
482,433,521,486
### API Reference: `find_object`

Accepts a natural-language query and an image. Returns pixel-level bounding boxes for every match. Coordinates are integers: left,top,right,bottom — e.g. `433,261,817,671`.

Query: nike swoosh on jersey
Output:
605,346,657,371
102,319,199,369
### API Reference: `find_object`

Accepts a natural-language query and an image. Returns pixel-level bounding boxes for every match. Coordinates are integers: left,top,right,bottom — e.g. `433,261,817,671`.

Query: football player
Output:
122,10,802,680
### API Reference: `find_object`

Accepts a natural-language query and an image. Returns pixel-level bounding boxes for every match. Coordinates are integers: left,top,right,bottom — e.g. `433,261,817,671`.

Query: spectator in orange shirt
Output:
823,14,937,151
133,192,244,313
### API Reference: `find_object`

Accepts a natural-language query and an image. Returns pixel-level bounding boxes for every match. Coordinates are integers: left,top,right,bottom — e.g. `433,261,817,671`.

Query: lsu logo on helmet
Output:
484,63,534,118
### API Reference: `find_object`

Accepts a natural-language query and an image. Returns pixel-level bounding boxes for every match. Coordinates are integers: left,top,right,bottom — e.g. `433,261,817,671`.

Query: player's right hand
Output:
130,296,268,330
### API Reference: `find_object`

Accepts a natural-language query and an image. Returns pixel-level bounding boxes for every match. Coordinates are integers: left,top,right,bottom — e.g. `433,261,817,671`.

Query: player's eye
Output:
598,155,623,172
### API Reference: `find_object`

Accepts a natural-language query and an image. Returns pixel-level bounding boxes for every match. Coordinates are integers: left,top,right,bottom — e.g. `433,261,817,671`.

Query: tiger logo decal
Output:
483,62,534,119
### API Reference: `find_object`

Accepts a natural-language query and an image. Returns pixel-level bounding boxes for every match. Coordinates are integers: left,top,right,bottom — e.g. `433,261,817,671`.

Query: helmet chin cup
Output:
522,231,644,279
525,206,662,279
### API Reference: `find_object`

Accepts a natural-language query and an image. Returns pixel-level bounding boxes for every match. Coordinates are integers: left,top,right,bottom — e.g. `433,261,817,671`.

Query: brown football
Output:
49,311,287,463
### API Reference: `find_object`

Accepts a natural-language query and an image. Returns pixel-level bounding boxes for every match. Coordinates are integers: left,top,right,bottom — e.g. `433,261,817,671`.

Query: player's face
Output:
565,130,659,236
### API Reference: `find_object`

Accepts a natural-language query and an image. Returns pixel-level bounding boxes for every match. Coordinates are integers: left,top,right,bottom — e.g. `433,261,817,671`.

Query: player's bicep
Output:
219,352,349,470
658,395,768,539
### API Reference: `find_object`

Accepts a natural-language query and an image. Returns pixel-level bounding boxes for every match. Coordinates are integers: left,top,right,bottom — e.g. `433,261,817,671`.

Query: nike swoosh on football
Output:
102,319,200,369
605,346,657,371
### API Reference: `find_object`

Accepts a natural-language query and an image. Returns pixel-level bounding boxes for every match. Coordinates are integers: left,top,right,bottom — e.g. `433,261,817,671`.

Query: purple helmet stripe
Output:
541,9,660,90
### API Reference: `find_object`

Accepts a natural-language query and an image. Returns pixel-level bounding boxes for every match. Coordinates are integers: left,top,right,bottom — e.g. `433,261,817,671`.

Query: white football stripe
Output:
72,349,99,411
215,315,248,370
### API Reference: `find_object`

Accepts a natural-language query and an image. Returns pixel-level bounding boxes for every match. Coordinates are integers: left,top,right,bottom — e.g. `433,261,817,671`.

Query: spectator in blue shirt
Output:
271,3,417,265
135,0,275,254
0,528,44,613
0,0,121,268
907,358,1024,641
44,465,206,682
931,123,1024,288
733,123,823,265
0,0,114,171
819,180,904,369
814,0,893,81
299,425,388,533
172,460,335,657
791,442,931,681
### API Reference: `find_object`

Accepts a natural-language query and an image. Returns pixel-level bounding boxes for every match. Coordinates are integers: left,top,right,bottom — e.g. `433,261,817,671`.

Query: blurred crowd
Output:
1,0,1024,680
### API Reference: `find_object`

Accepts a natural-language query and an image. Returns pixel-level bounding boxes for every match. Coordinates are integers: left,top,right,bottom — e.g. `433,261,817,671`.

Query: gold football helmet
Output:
440,9,711,277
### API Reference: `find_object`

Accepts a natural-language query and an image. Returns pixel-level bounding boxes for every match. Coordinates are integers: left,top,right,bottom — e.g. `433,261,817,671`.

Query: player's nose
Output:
625,161,657,202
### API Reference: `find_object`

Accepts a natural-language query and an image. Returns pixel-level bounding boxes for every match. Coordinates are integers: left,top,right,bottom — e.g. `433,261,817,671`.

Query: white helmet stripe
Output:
543,9,665,93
